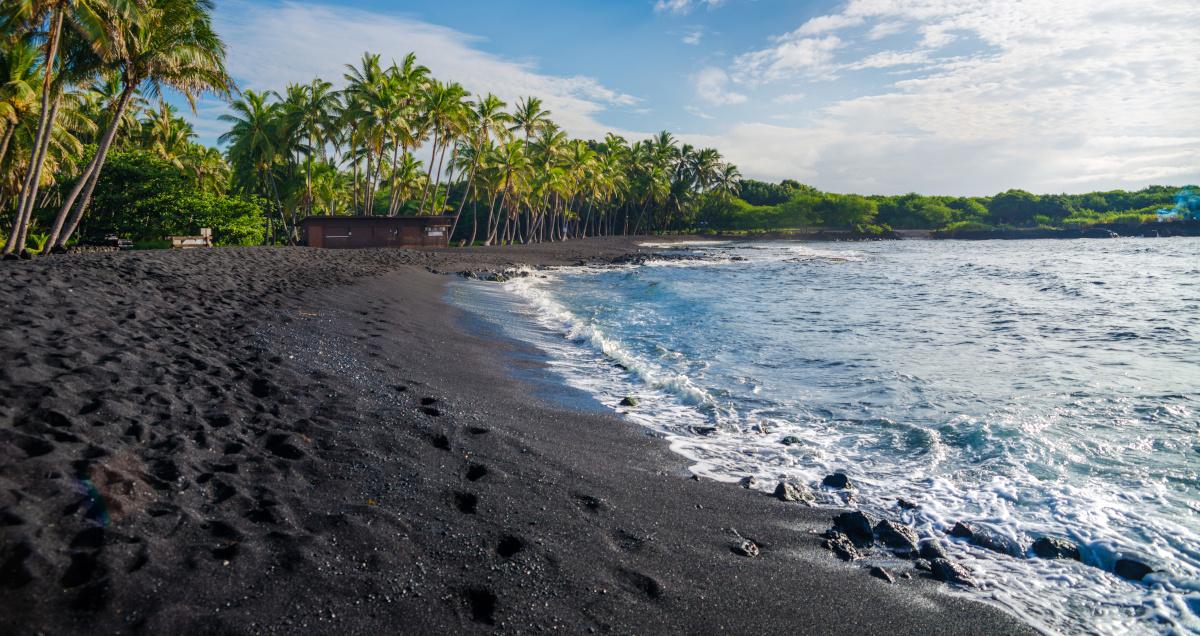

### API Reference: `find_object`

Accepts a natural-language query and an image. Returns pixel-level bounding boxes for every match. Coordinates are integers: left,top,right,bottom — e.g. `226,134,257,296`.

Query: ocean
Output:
449,238,1200,634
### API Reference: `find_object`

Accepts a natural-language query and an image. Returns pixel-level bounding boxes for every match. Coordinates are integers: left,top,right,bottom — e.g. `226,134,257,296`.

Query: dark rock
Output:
1115,558,1154,581
912,558,932,572
734,540,759,558
823,532,861,561
774,481,815,504
822,473,853,490
918,539,949,561
897,498,918,510
971,529,1023,557
832,511,875,545
738,476,758,489
619,396,639,407
779,436,802,446
949,521,974,539
1031,537,1081,561
869,566,896,583
873,520,919,555
930,558,976,587
690,426,718,436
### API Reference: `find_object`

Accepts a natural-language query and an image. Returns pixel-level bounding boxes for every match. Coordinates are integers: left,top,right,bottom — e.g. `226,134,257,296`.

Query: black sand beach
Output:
0,240,1035,634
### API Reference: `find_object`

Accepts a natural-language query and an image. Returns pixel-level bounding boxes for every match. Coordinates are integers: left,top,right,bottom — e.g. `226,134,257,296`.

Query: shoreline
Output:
0,240,1034,634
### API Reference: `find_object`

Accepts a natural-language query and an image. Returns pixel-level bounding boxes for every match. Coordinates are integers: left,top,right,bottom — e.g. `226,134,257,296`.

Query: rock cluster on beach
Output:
797,474,1158,588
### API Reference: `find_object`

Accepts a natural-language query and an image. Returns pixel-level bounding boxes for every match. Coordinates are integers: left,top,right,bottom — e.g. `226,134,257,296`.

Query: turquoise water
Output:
452,238,1200,634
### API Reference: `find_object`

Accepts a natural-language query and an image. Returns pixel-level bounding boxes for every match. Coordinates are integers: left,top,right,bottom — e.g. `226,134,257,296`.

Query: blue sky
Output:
183,0,1200,196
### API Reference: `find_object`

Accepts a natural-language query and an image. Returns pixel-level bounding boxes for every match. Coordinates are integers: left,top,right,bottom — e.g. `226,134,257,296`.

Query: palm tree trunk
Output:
427,144,451,215
634,198,651,235
417,130,440,214
8,92,63,256
467,198,479,246
483,189,500,245
452,163,475,219
450,181,472,238
385,140,401,216
50,85,135,249
4,9,64,256
0,125,15,173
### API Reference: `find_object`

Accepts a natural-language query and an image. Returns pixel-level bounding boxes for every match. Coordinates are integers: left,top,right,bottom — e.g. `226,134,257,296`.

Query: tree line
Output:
1,0,740,255
700,180,1195,235
218,53,740,245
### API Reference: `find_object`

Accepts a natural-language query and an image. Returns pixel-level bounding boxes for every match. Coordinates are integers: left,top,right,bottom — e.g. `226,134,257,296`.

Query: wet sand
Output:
0,239,1034,634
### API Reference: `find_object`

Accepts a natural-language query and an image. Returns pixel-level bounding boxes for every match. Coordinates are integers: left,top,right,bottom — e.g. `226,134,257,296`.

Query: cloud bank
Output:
208,0,641,142
701,0,1200,194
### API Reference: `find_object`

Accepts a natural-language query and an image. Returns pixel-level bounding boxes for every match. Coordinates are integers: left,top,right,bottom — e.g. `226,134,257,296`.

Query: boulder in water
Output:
1115,558,1154,581
738,475,759,489
918,539,949,561
822,473,853,490
823,532,861,561
970,529,1023,557
619,396,639,407
774,481,815,504
832,511,875,545
780,435,803,446
949,521,974,539
874,520,919,555
1031,537,1081,561
897,498,919,510
930,558,976,587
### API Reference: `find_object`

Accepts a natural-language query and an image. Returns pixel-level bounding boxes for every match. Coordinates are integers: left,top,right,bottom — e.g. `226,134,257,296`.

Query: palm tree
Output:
48,0,231,250
416,79,467,215
714,163,741,201
3,0,133,257
0,36,41,173
509,96,550,142
281,78,340,217
448,93,507,235
220,89,287,241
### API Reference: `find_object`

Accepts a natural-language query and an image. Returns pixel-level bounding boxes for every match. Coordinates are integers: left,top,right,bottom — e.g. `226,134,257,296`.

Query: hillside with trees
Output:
693,180,1196,236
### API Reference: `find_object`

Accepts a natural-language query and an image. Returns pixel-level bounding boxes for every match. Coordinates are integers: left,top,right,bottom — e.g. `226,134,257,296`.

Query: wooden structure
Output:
169,228,212,249
301,216,453,249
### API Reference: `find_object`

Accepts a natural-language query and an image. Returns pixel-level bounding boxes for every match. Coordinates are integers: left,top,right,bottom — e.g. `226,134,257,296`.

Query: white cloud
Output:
205,0,640,142
790,13,864,36
866,21,906,40
682,28,704,45
733,35,842,83
844,50,930,70
772,92,806,104
693,67,747,106
699,0,1200,194
654,0,724,16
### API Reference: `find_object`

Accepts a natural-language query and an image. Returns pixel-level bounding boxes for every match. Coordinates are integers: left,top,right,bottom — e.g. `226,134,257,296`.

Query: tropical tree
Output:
3,0,133,257
45,0,229,250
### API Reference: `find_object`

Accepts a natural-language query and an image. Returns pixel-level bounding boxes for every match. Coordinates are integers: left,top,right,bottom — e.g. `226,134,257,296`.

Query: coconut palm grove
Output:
1,0,1194,256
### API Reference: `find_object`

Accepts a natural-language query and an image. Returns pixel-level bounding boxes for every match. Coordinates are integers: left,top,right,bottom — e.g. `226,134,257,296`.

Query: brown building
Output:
301,216,454,249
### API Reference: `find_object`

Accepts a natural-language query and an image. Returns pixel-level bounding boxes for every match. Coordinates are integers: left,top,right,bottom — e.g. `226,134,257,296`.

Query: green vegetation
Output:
695,181,1193,235
2,1,737,254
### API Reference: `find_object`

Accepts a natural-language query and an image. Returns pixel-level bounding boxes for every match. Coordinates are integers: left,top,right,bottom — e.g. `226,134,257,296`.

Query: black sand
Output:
0,240,1035,634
